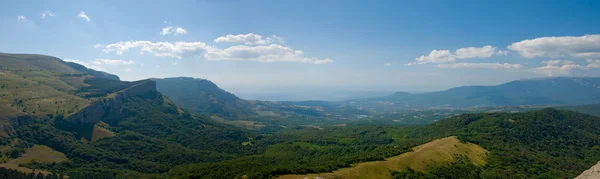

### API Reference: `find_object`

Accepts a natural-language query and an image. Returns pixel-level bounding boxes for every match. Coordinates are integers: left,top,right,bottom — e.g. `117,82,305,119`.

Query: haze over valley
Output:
2,1,600,179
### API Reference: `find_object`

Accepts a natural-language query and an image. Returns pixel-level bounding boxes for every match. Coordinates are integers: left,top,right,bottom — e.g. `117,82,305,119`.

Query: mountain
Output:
3,53,600,179
154,77,256,119
0,53,126,137
361,77,600,108
0,53,257,178
154,77,368,130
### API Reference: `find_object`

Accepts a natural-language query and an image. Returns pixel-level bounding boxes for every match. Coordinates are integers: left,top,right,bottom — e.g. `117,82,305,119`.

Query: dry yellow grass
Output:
91,122,116,142
278,136,488,179
0,145,68,175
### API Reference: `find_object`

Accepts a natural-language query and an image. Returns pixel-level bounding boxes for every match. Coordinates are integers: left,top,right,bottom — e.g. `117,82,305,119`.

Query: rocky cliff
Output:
65,80,157,125
576,162,600,179
0,115,33,137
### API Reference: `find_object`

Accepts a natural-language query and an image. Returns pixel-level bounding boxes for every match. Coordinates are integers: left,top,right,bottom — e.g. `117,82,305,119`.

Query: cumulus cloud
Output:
214,33,283,45
408,50,455,65
102,39,331,64
436,63,524,69
175,28,187,35
17,16,27,23
160,26,187,35
532,60,581,76
92,58,135,65
508,34,600,58
63,59,104,71
408,46,506,65
205,44,332,64
103,41,216,58
77,11,90,22
93,44,104,48
41,10,55,19
455,45,501,59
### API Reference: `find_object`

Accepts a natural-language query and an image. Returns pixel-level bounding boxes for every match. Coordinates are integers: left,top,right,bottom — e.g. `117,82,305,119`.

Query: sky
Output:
2,0,600,95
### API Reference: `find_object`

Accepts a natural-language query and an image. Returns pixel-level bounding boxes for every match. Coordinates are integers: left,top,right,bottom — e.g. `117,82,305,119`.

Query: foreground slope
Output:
171,108,600,179
278,136,487,179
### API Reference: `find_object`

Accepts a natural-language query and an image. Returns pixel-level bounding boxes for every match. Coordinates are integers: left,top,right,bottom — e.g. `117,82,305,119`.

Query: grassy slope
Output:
0,145,67,175
278,136,487,179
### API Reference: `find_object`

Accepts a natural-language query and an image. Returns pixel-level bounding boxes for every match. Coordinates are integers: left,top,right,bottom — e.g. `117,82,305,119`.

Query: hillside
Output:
557,104,600,117
0,54,258,178
155,77,256,119
356,77,600,109
278,136,488,179
0,53,127,137
171,108,600,178
155,77,368,131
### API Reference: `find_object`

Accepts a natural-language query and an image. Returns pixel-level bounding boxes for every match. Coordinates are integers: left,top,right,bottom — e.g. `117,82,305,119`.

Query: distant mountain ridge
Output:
154,77,257,120
367,77,600,108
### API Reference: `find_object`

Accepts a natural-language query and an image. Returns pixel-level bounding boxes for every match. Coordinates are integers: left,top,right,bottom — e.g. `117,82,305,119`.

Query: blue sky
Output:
2,0,600,94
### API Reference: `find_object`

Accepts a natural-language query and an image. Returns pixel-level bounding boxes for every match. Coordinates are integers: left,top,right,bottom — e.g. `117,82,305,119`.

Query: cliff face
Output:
576,162,600,179
66,80,157,124
0,115,34,137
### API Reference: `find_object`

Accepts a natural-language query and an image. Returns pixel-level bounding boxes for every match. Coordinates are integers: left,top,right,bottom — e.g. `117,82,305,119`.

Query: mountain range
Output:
1,53,600,179
352,77,600,109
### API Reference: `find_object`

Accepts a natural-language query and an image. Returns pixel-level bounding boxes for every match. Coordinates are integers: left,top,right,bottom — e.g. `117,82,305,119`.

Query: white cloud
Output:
384,62,392,66
160,26,173,35
63,59,104,71
77,11,90,22
532,60,581,76
17,16,27,23
455,45,500,59
123,68,132,72
205,44,332,64
102,39,331,64
436,63,524,69
160,26,187,35
103,41,216,58
175,28,187,35
93,44,104,48
508,34,600,58
92,58,135,65
214,33,283,45
41,10,55,19
408,50,455,65
408,45,506,65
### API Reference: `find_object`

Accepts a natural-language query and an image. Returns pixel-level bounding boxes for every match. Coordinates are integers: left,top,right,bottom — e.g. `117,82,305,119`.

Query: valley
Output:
1,53,600,179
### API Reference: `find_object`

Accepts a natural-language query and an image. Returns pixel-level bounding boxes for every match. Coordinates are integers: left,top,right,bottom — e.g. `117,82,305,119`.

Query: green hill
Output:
3,53,600,179
171,108,600,178
154,77,256,119
0,54,258,178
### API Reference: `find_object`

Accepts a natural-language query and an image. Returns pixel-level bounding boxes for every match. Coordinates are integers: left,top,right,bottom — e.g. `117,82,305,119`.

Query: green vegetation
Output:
3,53,600,179
0,167,65,179
278,136,488,179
